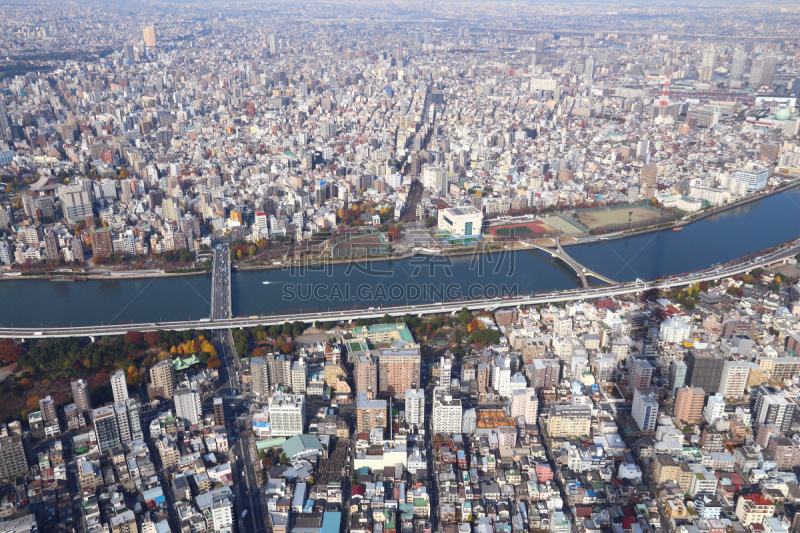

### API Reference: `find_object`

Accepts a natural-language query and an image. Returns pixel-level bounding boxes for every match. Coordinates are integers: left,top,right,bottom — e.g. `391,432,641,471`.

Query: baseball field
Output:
575,206,664,230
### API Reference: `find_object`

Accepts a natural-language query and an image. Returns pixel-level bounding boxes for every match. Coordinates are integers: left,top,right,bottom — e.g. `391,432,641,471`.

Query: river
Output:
2,186,799,328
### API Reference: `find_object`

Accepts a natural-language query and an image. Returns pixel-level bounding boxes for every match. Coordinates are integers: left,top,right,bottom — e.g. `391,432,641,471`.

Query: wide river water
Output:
2,186,799,328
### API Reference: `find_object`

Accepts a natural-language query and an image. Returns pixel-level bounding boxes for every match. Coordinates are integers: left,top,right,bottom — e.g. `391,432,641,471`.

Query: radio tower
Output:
658,78,670,107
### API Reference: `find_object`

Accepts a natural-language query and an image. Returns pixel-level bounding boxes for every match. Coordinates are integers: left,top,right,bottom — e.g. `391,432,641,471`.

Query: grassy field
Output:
576,207,664,230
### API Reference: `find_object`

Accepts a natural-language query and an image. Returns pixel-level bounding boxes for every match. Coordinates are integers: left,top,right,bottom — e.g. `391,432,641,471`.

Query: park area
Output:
575,206,666,231
487,220,556,238
332,233,387,258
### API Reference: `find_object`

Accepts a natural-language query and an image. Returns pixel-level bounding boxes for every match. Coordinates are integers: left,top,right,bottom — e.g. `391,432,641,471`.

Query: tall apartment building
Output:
628,357,654,390
250,356,270,399
378,347,420,396
93,405,120,452
669,360,687,394
510,388,539,425
0,435,28,479
357,392,387,433
213,397,225,427
699,48,716,82
528,358,560,389
640,164,658,186
39,396,58,427
404,389,425,429
674,387,706,424
632,388,658,433
71,379,92,415
432,390,462,435
749,56,776,88
90,228,114,259
685,349,724,394
492,356,512,397
754,385,796,431
149,360,175,400
703,393,726,424
113,400,142,444
268,393,304,437
718,361,751,399
354,354,378,399
110,370,129,404
175,387,202,426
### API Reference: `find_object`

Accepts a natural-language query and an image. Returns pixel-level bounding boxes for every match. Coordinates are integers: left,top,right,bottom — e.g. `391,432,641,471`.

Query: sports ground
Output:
487,221,556,237
332,234,387,257
575,206,664,231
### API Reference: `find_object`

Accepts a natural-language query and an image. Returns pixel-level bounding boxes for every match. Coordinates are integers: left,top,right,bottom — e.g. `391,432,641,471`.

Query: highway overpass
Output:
2,240,798,339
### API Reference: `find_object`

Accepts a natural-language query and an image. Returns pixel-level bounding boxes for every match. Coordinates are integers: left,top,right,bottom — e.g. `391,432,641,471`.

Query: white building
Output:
718,361,751,399
660,317,692,344
211,494,234,533
432,390,462,435
291,360,306,393
510,388,539,424
268,393,305,437
423,166,448,194
405,389,425,429
111,370,129,404
703,393,726,424
175,387,202,426
437,206,483,237
732,163,769,191
632,387,658,432
492,356,512,398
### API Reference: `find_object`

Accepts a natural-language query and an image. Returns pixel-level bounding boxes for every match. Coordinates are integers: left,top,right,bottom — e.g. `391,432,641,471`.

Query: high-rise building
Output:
93,405,120,452
70,379,92,415
404,389,424,429
213,397,225,427
749,56,776,88
250,357,270,399
0,435,27,479
685,349,724,394
378,347,421,396
699,48,716,82
110,370,129,404
754,385,796,431
628,357,654,390
731,50,747,81
174,387,202,426
632,388,658,433
703,393,726,424
492,356,512,397
90,228,113,259
143,26,157,48
39,396,58,426
528,359,560,389
357,392,387,433
267,393,304,436
354,354,378,399
149,360,175,400
510,388,539,425
669,360,688,395
674,387,705,424
640,164,658,186
113,401,134,444
268,33,279,55
432,390,462,435
718,361,751,399
59,185,93,224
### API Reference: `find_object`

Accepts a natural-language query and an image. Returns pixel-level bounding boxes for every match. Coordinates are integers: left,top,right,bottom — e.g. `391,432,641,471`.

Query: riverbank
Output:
1,180,798,281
